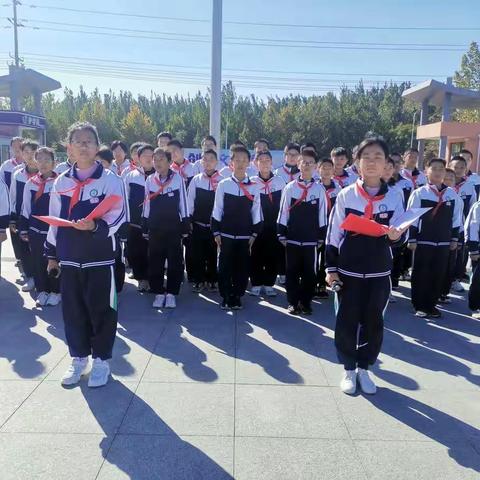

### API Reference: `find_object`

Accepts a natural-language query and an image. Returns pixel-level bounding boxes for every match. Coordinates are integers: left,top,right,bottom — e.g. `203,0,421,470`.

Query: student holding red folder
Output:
325,137,405,396
45,122,128,388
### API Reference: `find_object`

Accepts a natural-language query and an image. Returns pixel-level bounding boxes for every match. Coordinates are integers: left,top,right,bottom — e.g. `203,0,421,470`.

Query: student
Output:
124,144,155,292
254,138,269,155
212,145,263,309
111,140,130,176
346,145,360,179
120,141,145,178
219,141,256,178
387,154,414,206
95,147,115,170
449,155,477,292
157,131,173,148
274,142,301,185
142,148,189,309
465,200,480,318
187,149,222,292
45,121,128,387
193,135,221,174
331,147,356,188
10,140,39,292
0,177,10,273
326,137,405,395
19,147,60,306
401,148,427,188
459,148,480,197
278,150,328,315
315,157,341,298
250,150,286,297
407,158,463,318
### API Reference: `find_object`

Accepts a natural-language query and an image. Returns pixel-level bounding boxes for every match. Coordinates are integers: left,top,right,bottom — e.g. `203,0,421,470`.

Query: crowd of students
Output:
0,121,479,395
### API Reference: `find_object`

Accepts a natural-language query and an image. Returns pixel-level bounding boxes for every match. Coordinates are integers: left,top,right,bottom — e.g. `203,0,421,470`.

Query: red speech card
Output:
340,213,389,237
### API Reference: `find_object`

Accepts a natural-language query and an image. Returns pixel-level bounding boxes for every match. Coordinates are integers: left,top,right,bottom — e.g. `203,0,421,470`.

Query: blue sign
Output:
0,111,46,130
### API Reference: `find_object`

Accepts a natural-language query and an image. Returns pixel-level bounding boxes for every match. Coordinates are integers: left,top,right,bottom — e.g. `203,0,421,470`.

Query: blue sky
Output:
0,0,479,98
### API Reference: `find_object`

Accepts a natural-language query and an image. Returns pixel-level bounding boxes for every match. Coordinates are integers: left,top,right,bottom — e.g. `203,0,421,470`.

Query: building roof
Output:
402,79,480,109
0,67,61,98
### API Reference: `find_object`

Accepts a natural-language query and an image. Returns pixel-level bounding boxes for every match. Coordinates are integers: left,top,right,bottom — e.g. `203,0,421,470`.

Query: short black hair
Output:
130,141,145,154
153,147,172,162
231,140,246,149
21,140,40,151
445,167,455,175
450,155,467,165
202,148,218,159
10,136,23,146
256,150,272,160
96,146,114,164
231,146,251,161
35,146,55,162
157,131,173,141
300,150,318,163
404,147,419,155
67,121,100,146
301,142,317,152
167,139,183,149
318,157,333,166
111,140,128,153
202,135,217,146
330,147,348,158
284,142,300,153
137,144,155,157
427,157,446,167
459,149,473,157
386,157,395,166
356,137,389,160
254,138,270,149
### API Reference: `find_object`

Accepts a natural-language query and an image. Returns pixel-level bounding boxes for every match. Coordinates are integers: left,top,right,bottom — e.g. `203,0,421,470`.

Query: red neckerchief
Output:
289,179,315,211
355,180,386,219
115,162,123,176
235,177,255,202
323,181,337,213
32,172,57,202
171,158,191,180
454,177,467,194
334,170,349,188
258,173,275,203
145,172,174,203
428,184,447,217
402,169,418,188
283,165,298,183
203,171,221,191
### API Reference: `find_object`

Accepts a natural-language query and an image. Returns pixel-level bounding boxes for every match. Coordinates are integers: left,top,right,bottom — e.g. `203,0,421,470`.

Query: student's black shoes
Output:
428,307,442,318
287,304,300,315
299,302,313,315
208,282,218,292
231,297,243,310
220,299,229,310
192,282,204,292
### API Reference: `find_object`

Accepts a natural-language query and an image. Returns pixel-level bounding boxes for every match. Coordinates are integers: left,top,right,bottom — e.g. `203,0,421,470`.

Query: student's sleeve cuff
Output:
326,267,338,273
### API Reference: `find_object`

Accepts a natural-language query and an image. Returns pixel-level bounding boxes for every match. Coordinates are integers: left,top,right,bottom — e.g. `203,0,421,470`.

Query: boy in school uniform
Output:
212,146,263,310
142,148,190,309
157,131,173,148
193,136,222,174
120,141,144,179
46,122,128,387
331,147,357,188
326,137,405,395
274,142,301,185
407,158,463,318
0,176,10,273
124,144,155,292
459,148,480,198
400,148,427,188
111,140,130,176
250,150,286,297
315,157,341,299
19,147,60,307
10,140,39,292
278,150,328,315
187,149,222,292
465,200,480,318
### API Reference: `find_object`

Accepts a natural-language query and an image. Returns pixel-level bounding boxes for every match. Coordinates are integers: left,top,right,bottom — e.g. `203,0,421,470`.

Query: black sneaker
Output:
287,304,300,315
428,307,441,318
232,297,243,310
300,302,313,315
208,282,218,292
220,299,229,310
192,282,203,292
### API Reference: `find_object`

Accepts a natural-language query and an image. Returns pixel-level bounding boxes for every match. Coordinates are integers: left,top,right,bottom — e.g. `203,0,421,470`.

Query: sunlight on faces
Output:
168,144,184,164
232,151,250,178
391,154,404,174
131,147,141,166
404,150,418,169
35,151,55,176
450,159,467,180
11,139,23,158
332,154,348,172
256,152,273,177
284,148,300,167
112,145,126,163
157,136,170,148
382,161,395,182
461,151,473,169
298,154,316,178
444,170,456,188
255,141,268,155
22,146,38,169
153,150,171,176
68,129,99,165
427,161,446,185
358,144,386,181
139,149,154,171
201,139,216,152
318,161,334,182
202,152,218,174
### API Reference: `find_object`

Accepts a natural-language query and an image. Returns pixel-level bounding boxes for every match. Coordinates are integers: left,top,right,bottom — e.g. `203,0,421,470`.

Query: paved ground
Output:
0,236,479,479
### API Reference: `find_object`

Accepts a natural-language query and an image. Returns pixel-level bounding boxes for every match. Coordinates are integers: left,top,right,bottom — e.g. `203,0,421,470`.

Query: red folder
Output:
33,194,122,228
340,213,389,237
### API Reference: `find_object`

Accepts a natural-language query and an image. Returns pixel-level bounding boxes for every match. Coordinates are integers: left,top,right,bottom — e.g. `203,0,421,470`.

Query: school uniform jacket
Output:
454,177,477,220
407,184,463,247
187,171,222,228
142,169,189,235
112,159,131,177
334,169,357,188
465,201,480,255
251,173,286,233
321,179,342,213
400,168,427,189
124,167,155,228
211,175,263,240
10,167,38,224
19,173,57,236
0,157,23,188
345,164,360,181
326,180,405,278
45,162,128,268
54,159,74,175
277,178,328,246
467,171,480,198
274,164,301,185
388,175,414,206
0,177,10,232
171,159,196,187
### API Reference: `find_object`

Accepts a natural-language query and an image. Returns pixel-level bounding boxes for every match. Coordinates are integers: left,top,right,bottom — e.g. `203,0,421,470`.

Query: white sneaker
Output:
61,357,89,386
21,277,35,292
249,286,262,296
46,293,61,306
452,280,465,293
137,280,150,292
88,358,110,388
264,286,277,297
357,368,377,395
164,293,176,308
35,291,49,306
340,370,357,395
472,310,480,319
415,310,428,318
278,275,286,285
153,294,165,308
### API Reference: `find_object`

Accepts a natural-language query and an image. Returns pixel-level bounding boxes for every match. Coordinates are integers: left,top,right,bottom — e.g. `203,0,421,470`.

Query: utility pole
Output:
8,0,21,67
209,0,222,144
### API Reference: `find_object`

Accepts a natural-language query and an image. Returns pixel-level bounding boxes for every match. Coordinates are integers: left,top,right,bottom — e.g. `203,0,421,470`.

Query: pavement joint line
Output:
232,308,238,478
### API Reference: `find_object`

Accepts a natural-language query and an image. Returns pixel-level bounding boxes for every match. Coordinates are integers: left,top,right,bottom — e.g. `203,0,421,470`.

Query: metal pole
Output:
410,111,417,148
12,0,19,67
210,0,222,144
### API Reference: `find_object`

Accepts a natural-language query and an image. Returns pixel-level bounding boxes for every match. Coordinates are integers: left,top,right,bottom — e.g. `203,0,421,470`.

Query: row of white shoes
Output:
340,368,377,395
153,293,176,309
61,357,110,388
35,291,61,307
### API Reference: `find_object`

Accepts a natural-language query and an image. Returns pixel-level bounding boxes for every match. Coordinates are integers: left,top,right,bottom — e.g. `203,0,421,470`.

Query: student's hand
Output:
450,241,458,251
248,236,256,249
47,259,59,273
0,231,6,243
9,224,17,234
214,235,221,247
279,238,287,247
386,226,405,242
20,233,29,242
407,242,417,252
72,219,96,231
326,272,340,287
471,254,480,262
